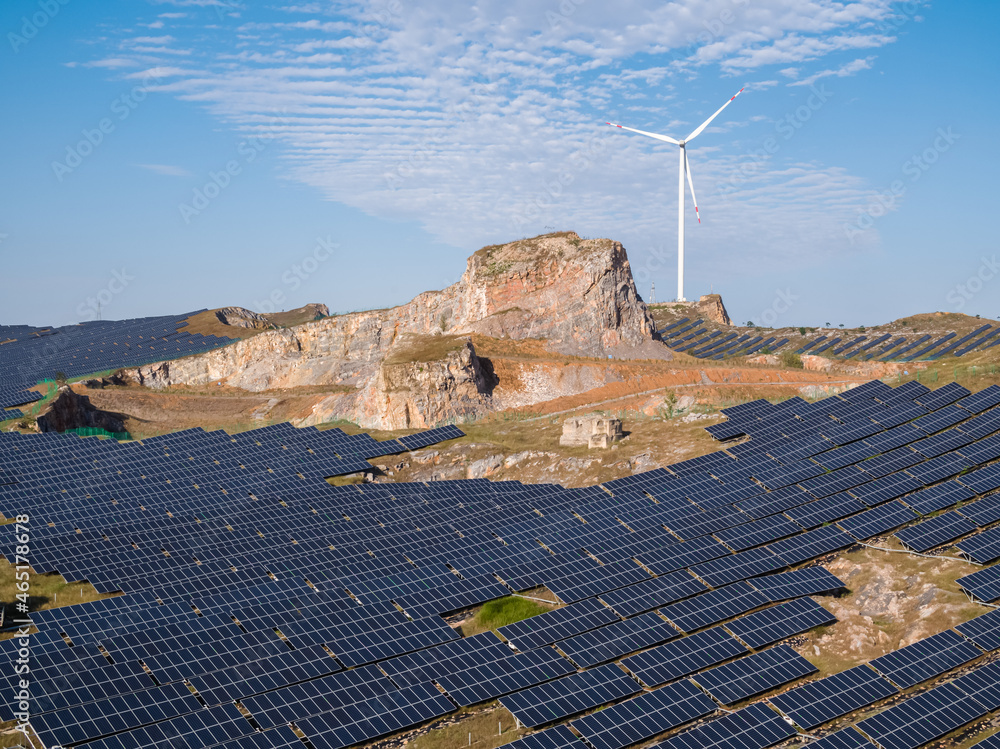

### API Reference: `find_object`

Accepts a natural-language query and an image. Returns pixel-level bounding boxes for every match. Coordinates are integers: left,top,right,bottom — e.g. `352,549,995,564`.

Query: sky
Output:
1,0,998,329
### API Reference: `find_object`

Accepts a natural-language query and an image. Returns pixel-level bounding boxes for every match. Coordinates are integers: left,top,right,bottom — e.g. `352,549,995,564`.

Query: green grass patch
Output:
476,596,550,630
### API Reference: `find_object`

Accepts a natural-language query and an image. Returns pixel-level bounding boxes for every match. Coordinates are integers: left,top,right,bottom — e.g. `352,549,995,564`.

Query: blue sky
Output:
1,0,998,328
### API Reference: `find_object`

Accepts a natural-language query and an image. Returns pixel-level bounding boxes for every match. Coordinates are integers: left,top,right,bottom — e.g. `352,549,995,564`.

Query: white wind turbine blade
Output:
684,150,700,224
684,87,745,142
606,122,680,145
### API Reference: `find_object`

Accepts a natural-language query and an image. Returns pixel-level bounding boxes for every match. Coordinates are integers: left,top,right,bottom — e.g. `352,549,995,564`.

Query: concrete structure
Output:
560,413,623,448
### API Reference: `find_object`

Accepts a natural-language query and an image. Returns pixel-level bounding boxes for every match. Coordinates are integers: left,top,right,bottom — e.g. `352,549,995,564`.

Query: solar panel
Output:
970,734,1000,749
499,663,642,727
660,582,769,633
621,627,749,687
556,610,680,668
692,644,817,705
497,599,620,650
785,494,865,529
653,702,795,749
868,629,982,689
72,704,254,749
957,525,1000,565
958,564,1000,602
767,664,897,729
837,501,919,540
377,631,513,687
436,648,575,706
599,570,708,617
952,659,1000,711
215,726,307,749
239,665,396,730
894,512,977,552
545,558,652,603
570,679,717,749
749,567,845,602
957,385,1000,414
295,682,455,749
726,597,836,649
903,480,976,515
766,524,854,566
497,725,582,749
715,514,801,551
915,382,972,410
959,463,1000,494
687,548,785,588
958,494,1000,527
854,682,988,749
955,607,1000,650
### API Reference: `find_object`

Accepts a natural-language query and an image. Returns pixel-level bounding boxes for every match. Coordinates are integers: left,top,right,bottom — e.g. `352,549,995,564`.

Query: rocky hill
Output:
122,233,662,428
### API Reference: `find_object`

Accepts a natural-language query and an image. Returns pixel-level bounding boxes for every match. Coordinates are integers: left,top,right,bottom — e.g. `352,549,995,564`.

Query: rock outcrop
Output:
215,307,274,330
694,294,732,326
123,232,661,428
36,386,127,434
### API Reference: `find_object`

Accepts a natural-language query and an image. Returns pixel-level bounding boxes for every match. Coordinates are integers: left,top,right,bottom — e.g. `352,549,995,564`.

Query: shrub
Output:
781,351,804,369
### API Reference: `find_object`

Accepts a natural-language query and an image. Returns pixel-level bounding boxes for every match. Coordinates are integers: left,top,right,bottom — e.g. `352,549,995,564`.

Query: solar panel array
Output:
3,379,1000,748
0,312,237,411
657,316,1000,362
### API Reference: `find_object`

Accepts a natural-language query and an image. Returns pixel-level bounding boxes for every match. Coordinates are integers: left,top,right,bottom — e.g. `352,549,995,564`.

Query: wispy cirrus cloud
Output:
73,0,924,277
788,55,876,86
134,163,195,177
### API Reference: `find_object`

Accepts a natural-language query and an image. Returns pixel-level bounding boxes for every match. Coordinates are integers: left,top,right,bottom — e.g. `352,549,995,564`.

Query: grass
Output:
0,559,118,636
383,334,470,366
459,596,556,637
406,703,527,749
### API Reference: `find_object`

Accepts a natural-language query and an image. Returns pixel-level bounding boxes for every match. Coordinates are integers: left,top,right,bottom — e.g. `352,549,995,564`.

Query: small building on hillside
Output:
560,413,623,449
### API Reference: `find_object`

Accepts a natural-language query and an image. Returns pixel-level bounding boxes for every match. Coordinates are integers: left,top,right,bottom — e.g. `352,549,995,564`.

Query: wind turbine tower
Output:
608,87,744,302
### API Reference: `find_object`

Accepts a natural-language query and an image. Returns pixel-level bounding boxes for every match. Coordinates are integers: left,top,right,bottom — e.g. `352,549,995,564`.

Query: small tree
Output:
798,327,806,335
659,390,679,420
781,351,804,369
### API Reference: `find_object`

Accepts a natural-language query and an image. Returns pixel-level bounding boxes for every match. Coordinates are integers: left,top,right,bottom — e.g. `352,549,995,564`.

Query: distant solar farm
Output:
2,380,1000,748
657,317,1000,361
0,313,235,412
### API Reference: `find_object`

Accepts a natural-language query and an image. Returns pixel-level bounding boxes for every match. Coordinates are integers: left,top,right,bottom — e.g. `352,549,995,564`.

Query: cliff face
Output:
124,232,661,428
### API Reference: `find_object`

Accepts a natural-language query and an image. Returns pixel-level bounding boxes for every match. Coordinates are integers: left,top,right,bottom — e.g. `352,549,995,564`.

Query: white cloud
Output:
788,56,876,86
87,0,908,271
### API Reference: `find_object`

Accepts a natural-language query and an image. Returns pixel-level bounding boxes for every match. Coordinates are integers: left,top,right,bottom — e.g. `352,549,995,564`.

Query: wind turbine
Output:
607,87,744,302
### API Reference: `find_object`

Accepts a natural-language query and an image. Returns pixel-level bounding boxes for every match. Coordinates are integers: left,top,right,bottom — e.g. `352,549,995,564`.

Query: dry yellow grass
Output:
405,704,527,749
